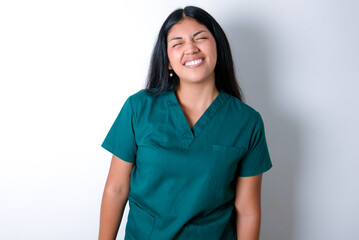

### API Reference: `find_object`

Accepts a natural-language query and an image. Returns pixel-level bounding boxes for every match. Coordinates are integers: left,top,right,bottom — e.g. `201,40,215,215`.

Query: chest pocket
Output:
210,144,246,176
125,201,156,240
206,144,246,206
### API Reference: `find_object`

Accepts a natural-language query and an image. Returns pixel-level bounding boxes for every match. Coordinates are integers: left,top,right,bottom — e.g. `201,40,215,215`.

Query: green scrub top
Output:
101,88,272,240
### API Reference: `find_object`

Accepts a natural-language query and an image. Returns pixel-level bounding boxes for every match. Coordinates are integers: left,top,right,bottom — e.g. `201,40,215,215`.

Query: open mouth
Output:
184,58,204,67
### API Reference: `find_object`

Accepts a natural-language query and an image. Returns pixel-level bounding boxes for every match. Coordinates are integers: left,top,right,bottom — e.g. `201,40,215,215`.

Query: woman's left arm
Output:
235,173,263,240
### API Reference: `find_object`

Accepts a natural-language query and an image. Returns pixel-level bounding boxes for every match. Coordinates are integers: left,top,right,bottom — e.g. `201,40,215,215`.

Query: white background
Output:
1,0,358,239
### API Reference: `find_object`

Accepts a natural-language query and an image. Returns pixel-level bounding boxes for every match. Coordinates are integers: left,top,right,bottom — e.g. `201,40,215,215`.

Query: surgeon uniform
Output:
101,88,272,240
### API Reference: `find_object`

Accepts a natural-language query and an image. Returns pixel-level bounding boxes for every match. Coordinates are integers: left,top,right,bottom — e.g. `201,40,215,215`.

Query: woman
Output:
99,6,272,240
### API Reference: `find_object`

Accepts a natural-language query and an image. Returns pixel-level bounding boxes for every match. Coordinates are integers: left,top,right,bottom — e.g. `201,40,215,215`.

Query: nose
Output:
184,42,199,55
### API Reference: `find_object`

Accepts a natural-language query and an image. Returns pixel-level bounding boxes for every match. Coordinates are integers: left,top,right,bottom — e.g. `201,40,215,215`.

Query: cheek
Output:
209,41,217,59
201,41,217,61
167,50,182,66
203,47,217,65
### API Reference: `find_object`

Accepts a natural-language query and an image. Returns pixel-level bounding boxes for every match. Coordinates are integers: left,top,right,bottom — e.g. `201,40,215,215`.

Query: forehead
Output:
167,18,210,39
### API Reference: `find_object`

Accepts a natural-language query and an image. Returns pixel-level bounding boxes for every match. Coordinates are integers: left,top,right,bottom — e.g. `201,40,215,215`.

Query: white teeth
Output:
185,59,203,66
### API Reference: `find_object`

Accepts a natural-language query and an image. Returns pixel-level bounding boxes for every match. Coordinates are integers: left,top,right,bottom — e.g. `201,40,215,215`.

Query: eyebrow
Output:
168,30,207,42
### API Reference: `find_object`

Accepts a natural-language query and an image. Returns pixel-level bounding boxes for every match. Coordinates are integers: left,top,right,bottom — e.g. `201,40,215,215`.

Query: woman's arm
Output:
99,155,134,240
235,173,263,240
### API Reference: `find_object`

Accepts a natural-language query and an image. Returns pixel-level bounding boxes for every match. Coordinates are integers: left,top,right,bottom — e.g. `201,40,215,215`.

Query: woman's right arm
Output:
99,155,134,240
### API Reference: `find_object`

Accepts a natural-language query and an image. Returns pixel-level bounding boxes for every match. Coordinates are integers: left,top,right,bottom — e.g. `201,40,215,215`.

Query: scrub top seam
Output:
165,89,230,149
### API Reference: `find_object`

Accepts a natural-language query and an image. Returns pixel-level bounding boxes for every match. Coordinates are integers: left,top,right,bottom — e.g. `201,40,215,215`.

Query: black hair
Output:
143,6,243,101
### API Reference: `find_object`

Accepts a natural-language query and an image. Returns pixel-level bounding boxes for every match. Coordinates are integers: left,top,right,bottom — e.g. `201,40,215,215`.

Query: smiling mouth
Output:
184,58,204,67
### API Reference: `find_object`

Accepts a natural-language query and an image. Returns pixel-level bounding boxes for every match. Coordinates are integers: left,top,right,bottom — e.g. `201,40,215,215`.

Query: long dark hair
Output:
143,6,243,101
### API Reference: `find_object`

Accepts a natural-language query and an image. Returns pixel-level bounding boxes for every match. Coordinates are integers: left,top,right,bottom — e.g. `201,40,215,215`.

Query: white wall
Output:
1,0,358,239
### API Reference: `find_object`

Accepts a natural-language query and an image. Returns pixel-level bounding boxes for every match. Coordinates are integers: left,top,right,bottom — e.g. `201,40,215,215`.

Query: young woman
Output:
99,6,272,240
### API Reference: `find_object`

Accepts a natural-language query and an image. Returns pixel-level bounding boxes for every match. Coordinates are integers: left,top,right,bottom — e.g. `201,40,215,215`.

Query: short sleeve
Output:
236,112,272,177
101,96,137,164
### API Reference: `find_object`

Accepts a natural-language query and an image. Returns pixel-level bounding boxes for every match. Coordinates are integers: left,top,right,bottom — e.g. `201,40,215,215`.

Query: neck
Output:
174,82,219,111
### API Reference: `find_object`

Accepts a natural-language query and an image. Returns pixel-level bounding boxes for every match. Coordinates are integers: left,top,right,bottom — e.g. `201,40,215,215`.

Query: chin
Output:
180,74,214,83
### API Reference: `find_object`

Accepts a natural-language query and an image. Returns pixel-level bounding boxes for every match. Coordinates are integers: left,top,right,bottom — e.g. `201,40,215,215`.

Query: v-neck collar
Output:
165,88,229,149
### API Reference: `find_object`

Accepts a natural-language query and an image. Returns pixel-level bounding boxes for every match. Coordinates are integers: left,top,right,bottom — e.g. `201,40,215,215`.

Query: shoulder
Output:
223,91,261,122
125,88,170,114
129,88,169,104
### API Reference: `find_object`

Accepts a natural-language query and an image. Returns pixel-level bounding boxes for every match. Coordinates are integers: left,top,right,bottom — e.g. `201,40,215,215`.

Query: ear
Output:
168,62,172,70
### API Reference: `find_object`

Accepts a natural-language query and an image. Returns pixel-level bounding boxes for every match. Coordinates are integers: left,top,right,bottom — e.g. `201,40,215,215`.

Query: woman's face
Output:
167,18,217,85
